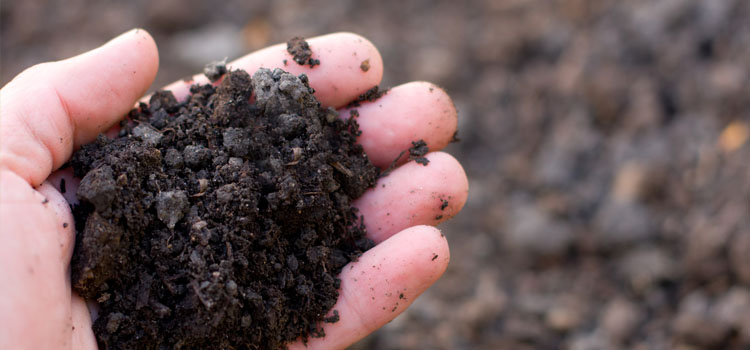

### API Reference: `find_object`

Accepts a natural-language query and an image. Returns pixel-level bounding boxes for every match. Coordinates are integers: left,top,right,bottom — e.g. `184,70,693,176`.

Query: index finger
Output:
163,32,383,108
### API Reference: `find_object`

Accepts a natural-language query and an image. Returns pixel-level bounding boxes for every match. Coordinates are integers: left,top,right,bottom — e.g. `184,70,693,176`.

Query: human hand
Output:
0,29,467,349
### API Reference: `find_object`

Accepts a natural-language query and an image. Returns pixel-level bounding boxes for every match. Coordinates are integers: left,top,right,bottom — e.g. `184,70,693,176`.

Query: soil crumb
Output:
409,139,430,166
360,59,370,72
203,58,227,82
287,37,320,68
347,86,389,108
70,68,379,349
450,130,460,143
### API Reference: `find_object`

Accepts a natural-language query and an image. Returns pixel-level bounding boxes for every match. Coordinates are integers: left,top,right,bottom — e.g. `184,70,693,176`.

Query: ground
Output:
2,0,749,349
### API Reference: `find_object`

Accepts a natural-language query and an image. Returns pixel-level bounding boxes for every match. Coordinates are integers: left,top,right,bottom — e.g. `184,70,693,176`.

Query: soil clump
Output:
286,37,320,68
70,68,379,349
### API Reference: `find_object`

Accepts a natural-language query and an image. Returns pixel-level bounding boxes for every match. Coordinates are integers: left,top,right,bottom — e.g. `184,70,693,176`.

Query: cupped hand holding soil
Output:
0,30,467,350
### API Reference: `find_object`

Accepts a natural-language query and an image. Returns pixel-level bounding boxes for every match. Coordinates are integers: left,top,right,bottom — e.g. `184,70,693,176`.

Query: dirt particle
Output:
440,199,449,210
347,86,389,108
436,215,443,220
409,139,430,166
41,198,49,205
59,178,66,194
360,59,370,72
70,68,378,349
432,254,439,261
203,58,227,82
77,165,116,211
155,190,189,229
324,310,340,323
132,123,163,146
63,222,69,228
286,37,320,68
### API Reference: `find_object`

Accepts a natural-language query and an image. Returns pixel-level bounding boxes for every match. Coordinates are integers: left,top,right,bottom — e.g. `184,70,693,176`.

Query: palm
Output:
0,31,467,350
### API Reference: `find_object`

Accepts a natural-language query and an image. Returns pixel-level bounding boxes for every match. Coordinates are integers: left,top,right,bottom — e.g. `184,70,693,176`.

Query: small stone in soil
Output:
203,58,227,82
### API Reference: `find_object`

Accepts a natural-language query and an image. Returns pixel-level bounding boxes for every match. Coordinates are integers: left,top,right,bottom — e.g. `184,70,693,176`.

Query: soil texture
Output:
347,86,388,108
286,37,319,68
4,1,750,349
408,140,429,166
70,68,379,349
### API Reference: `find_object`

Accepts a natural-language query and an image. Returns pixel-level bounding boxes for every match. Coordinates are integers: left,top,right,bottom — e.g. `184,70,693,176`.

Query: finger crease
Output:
52,84,76,142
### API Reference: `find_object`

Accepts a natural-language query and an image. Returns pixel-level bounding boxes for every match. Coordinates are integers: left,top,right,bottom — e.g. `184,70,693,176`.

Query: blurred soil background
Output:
3,0,750,349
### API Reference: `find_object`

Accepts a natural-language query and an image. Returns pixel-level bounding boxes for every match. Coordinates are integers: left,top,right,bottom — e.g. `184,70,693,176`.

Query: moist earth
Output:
70,68,379,349
286,37,319,68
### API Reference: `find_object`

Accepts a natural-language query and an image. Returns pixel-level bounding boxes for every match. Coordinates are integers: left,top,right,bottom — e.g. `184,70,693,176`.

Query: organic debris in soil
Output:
346,86,389,108
286,37,320,68
408,139,430,166
70,68,379,350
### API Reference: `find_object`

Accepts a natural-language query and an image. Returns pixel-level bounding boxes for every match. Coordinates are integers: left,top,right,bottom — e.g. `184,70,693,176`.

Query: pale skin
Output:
0,30,468,349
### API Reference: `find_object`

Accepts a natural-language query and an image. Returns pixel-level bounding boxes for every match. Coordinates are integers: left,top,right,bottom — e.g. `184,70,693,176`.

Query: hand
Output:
0,29,468,349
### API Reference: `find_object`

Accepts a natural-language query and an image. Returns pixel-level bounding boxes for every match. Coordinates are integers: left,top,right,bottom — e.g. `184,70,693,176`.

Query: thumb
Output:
0,28,159,186
0,29,158,350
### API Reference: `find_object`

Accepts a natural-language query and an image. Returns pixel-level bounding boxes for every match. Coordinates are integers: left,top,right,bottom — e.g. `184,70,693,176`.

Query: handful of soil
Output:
70,68,379,349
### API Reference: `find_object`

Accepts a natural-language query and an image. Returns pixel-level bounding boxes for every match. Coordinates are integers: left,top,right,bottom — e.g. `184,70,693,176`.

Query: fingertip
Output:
406,225,451,279
288,224,450,350
302,32,384,107
395,81,457,161
325,32,384,85
428,152,469,215
101,28,159,99
344,81,458,167
356,151,469,243
130,28,160,84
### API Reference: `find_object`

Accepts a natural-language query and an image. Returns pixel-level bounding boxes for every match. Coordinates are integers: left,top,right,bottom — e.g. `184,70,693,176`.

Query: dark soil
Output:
69,68,379,349
286,37,319,68
4,1,750,349
202,59,227,82
346,86,389,108
408,140,429,166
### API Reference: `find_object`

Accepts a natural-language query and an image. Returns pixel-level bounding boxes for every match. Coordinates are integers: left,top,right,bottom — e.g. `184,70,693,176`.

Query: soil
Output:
286,37,319,68
346,86,389,108
69,68,379,349
407,140,429,166
203,59,227,82
4,1,750,349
